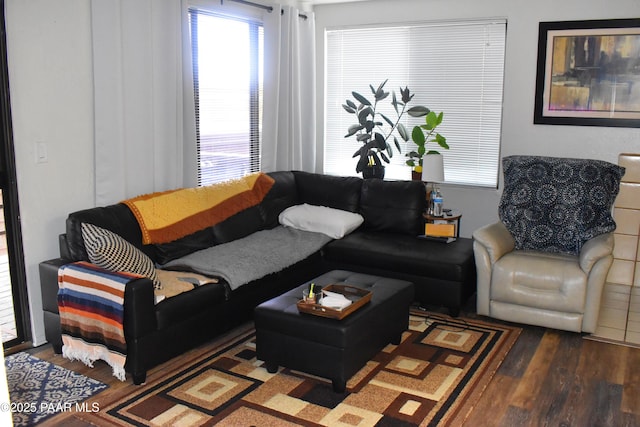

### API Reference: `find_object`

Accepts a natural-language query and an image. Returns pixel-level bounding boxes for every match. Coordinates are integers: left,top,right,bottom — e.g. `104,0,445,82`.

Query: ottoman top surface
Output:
254,270,414,347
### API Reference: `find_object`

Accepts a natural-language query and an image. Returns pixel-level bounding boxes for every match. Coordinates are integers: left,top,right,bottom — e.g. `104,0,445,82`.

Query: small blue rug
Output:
5,352,108,426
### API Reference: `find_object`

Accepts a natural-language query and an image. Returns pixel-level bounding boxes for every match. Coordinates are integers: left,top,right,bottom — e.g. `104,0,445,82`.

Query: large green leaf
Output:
397,123,409,141
356,133,371,142
365,120,375,133
400,86,411,103
424,111,438,130
352,91,371,106
435,133,449,149
342,104,356,114
380,113,394,128
386,142,394,158
357,106,372,125
375,89,390,101
364,140,377,151
374,132,387,149
391,91,399,115
346,124,364,136
407,106,430,117
394,136,401,152
411,125,425,146
356,154,368,172
372,80,389,100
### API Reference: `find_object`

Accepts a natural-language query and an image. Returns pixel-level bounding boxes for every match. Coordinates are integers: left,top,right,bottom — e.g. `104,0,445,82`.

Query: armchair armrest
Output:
579,232,615,332
473,221,515,316
579,232,615,274
472,221,515,265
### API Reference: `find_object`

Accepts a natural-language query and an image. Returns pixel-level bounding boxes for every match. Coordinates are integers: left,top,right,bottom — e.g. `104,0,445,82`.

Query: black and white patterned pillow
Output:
498,155,624,255
81,222,162,290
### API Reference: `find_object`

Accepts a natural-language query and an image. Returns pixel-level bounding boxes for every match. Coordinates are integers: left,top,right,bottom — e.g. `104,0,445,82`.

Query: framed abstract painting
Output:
534,18,640,127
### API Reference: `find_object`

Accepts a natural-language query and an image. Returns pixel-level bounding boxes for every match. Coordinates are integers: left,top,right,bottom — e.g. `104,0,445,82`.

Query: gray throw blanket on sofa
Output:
160,226,332,290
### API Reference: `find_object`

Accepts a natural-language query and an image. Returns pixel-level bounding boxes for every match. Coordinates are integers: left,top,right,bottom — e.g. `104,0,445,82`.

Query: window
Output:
189,9,264,186
325,19,506,187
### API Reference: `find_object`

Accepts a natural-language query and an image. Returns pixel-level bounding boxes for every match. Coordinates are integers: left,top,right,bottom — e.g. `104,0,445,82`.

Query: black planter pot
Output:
362,165,385,179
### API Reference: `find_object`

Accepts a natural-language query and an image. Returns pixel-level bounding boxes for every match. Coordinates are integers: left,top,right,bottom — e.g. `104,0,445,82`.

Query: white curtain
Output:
262,5,316,173
91,0,194,205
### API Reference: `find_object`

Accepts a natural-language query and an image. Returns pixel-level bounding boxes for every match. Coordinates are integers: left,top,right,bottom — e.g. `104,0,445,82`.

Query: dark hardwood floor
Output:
466,323,640,426
17,307,640,426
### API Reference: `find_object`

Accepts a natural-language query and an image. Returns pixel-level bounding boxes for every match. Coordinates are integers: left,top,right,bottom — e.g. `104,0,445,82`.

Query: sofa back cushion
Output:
211,206,265,244
66,203,155,262
260,171,299,228
67,173,298,265
142,204,267,265
153,228,215,265
159,172,298,260
360,179,426,235
293,171,362,212
499,155,625,255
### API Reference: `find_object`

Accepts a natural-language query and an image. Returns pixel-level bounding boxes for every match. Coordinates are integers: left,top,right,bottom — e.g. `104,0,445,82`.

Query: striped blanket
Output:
122,172,275,244
58,261,137,381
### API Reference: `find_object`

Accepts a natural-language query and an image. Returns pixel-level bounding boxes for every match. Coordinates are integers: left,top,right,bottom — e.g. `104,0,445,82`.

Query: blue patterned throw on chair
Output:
499,155,625,255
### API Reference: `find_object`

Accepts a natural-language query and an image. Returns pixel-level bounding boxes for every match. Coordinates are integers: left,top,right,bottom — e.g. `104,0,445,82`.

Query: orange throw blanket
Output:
122,173,275,245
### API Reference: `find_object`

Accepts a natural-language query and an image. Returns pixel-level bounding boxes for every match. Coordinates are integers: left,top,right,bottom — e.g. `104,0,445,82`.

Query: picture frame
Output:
534,18,640,127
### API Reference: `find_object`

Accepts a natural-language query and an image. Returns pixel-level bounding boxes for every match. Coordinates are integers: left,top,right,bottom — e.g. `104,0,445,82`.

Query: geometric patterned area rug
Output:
82,311,520,426
4,352,108,427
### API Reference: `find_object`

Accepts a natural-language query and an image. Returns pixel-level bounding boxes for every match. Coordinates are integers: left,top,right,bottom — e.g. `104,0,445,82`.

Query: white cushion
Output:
81,222,162,289
278,204,364,239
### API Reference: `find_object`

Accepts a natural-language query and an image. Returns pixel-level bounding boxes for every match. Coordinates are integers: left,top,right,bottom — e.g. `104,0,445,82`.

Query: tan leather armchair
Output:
473,221,614,333
473,155,624,333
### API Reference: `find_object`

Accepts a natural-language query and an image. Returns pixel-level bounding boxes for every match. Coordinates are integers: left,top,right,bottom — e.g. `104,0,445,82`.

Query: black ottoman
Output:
254,270,414,392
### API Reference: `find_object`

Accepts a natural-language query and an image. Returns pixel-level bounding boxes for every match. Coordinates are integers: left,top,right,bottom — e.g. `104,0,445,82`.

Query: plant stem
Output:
380,102,406,144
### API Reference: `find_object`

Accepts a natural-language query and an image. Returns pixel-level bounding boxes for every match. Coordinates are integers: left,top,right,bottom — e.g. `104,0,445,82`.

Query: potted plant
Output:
343,80,429,179
405,111,448,180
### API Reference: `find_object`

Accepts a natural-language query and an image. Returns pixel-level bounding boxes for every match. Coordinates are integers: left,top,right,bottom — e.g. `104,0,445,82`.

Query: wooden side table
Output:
424,209,462,238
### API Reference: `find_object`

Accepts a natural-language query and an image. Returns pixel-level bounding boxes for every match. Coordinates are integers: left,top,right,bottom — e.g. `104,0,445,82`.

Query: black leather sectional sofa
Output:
39,171,476,384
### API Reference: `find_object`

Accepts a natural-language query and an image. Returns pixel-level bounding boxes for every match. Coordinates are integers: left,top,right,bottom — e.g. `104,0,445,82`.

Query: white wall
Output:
5,0,95,344
314,0,640,237
3,0,309,346
4,0,640,346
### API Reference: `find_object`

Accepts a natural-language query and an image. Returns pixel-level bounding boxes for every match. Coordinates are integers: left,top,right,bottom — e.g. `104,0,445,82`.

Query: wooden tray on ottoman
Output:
297,283,372,320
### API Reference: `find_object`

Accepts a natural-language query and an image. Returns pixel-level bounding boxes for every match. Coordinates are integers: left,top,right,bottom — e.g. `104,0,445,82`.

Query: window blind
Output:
325,19,506,187
189,9,263,186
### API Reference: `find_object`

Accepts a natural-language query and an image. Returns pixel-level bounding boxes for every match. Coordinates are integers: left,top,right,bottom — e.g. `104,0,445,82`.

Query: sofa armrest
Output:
58,234,72,260
579,232,615,274
40,259,157,341
39,258,69,315
472,221,515,265
124,277,157,339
